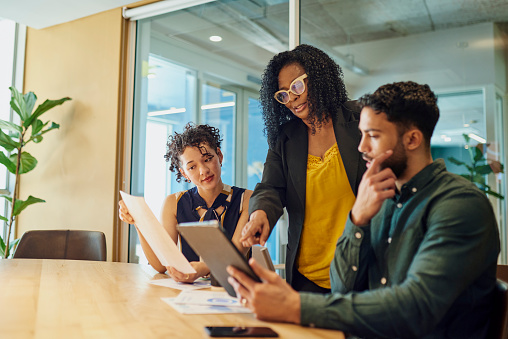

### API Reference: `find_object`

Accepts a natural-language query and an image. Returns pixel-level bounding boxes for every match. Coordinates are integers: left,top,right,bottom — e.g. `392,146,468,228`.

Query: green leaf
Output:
9,152,37,174
13,195,45,216
24,97,71,128
9,87,26,121
447,157,466,167
27,122,59,144
463,133,470,143
31,119,44,136
24,92,37,117
0,215,7,222
0,152,16,174
473,147,484,163
0,195,12,203
39,122,59,136
459,174,472,181
0,119,22,134
485,190,505,200
472,173,485,185
0,129,20,152
0,237,5,257
476,164,493,175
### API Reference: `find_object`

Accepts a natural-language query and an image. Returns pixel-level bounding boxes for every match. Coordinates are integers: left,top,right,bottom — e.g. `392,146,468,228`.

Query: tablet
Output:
177,220,261,297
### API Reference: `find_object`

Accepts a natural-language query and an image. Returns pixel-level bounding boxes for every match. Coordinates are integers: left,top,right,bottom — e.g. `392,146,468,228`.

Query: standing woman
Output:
120,123,252,282
241,44,366,293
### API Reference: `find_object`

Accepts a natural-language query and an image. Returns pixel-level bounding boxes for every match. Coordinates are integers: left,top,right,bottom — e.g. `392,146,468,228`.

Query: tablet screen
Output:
177,220,261,297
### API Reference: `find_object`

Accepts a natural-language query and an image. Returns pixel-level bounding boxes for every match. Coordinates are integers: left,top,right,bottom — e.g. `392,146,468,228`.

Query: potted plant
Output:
448,133,504,200
0,87,71,258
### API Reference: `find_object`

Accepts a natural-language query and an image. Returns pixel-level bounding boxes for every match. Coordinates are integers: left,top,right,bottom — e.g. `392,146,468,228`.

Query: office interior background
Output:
0,0,507,265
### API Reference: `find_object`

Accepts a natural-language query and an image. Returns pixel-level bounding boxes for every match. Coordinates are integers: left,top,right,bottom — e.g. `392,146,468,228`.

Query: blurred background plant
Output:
448,133,504,200
0,87,71,258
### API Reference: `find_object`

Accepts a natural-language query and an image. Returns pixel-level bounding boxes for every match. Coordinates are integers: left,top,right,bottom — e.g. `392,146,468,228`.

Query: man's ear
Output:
217,147,224,165
405,129,424,151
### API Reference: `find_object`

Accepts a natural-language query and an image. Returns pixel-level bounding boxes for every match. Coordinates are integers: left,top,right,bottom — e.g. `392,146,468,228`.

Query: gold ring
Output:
186,274,190,280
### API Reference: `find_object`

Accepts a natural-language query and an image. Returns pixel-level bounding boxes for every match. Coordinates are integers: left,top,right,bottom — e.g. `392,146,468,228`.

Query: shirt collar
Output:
399,159,447,195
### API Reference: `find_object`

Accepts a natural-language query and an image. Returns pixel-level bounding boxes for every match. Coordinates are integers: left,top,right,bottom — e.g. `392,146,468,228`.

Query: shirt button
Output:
412,187,417,193
396,203,402,208
355,232,362,239
381,277,387,285
387,237,392,244
352,265,358,271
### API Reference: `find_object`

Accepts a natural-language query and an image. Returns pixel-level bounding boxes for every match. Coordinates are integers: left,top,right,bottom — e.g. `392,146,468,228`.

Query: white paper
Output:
120,191,196,274
149,278,211,291
173,290,243,307
162,298,252,314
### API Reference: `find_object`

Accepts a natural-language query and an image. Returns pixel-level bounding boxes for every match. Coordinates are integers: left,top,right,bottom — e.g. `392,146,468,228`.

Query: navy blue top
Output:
176,184,246,261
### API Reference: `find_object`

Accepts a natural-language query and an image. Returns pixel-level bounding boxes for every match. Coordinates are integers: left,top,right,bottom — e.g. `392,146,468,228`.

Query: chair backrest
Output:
488,278,508,339
498,265,508,283
13,230,107,261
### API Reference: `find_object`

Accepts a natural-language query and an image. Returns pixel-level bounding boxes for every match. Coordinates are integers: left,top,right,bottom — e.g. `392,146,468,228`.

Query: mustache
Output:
362,153,373,162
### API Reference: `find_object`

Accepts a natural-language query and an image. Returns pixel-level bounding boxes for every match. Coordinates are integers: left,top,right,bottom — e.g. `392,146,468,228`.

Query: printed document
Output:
120,191,196,274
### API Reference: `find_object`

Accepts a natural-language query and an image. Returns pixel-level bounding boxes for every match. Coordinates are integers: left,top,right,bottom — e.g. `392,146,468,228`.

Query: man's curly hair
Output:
164,123,222,183
358,81,439,148
260,44,349,149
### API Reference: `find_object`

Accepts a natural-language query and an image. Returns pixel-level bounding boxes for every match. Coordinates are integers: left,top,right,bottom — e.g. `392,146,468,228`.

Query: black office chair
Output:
498,265,508,283
488,265,508,339
13,230,107,261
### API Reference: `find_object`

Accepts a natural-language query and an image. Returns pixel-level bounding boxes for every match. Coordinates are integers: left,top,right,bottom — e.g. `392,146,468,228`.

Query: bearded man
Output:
228,81,500,339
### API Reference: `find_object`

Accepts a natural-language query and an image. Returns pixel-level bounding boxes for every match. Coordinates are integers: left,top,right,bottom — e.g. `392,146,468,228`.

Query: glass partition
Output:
129,0,508,264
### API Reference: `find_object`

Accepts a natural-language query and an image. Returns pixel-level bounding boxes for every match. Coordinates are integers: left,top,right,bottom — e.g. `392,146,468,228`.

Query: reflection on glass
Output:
201,82,236,185
247,96,279,263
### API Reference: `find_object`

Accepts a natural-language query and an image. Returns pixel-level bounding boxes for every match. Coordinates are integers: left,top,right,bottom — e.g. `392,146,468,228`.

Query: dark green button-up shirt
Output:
300,159,500,338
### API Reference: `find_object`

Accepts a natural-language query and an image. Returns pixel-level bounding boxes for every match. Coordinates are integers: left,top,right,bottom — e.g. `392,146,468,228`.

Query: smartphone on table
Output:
204,326,279,337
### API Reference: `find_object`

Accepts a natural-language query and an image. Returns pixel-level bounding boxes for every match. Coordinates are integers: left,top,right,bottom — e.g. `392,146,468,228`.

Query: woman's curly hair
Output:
164,123,222,183
260,44,349,149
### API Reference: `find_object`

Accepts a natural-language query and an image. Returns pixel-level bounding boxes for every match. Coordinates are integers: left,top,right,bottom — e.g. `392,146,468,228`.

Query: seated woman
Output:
120,123,252,282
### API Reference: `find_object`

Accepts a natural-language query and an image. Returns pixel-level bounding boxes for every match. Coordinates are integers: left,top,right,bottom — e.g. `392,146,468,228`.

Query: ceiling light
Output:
123,0,217,21
148,108,187,116
468,133,486,143
444,137,452,142
201,102,235,110
209,35,222,42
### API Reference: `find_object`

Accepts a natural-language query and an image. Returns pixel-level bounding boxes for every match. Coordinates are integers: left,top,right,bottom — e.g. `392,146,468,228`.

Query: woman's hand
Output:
240,210,271,247
119,200,135,224
166,261,210,283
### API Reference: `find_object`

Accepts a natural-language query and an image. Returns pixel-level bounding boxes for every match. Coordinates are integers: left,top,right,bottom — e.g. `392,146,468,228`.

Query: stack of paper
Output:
163,291,252,314
150,278,211,291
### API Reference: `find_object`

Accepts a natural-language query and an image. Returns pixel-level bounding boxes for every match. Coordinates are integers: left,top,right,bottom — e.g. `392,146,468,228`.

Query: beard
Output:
380,141,408,178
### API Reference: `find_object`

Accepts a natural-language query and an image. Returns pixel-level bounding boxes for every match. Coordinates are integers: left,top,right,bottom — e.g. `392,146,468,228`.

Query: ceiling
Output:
1,0,506,147
148,0,508,146
0,0,139,29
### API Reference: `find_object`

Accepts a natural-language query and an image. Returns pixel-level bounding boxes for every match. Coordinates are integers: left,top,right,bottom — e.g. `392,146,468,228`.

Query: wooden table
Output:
0,259,344,338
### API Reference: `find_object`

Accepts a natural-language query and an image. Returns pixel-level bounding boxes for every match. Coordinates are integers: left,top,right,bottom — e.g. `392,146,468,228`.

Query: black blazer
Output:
249,101,367,287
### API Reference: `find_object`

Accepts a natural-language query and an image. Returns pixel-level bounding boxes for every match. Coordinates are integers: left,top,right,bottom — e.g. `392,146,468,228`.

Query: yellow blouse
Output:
296,143,356,289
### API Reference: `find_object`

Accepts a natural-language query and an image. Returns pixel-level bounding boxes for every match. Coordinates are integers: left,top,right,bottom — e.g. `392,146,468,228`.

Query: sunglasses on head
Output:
274,73,308,104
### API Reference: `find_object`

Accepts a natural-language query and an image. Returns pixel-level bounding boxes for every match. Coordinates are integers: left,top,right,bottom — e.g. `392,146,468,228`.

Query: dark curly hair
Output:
260,44,349,149
358,81,439,148
164,123,222,183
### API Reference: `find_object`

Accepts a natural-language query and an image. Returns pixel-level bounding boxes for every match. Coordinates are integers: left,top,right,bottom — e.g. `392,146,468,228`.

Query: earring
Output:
184,177,191,183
